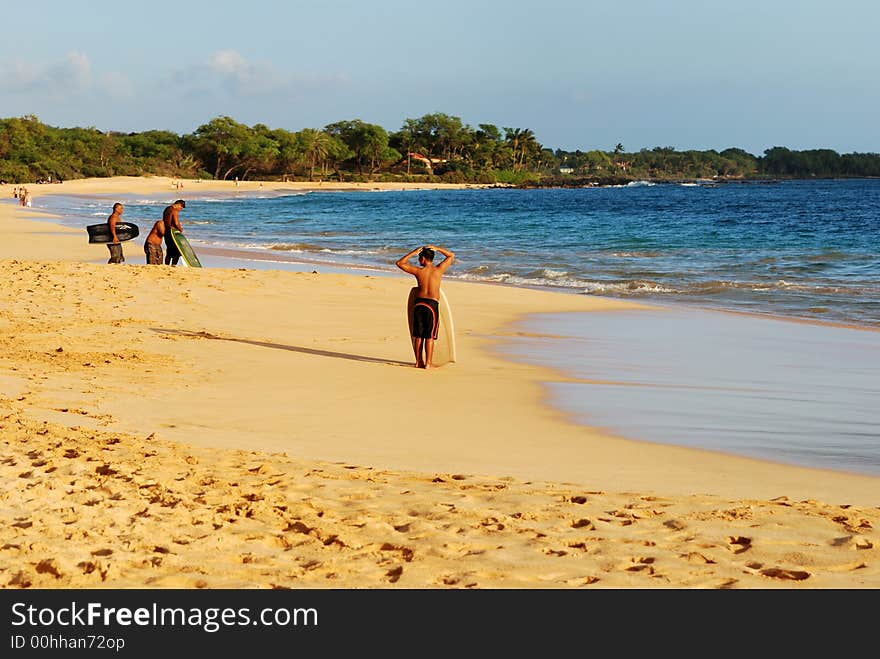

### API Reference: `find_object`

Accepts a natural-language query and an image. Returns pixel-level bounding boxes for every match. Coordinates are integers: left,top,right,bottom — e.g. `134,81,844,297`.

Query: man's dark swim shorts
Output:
164,233,181,259
412,297,440,339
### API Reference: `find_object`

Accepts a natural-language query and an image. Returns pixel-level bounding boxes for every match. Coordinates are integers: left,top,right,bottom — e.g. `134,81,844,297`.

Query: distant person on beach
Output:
144,218,165,265
396,244,455,369
105,203,125,264
162,199,186,266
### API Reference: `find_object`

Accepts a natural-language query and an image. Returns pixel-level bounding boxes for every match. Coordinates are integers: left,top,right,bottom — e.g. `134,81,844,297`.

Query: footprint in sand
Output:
385,566,403,583
624,556,656,572
571,518,595,530
759,567,811,581
831,535,873,550
682,552,716,565
727,536,752,554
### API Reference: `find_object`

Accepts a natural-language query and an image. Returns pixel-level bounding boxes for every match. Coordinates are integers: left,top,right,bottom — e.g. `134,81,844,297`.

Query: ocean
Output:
36,179,880,476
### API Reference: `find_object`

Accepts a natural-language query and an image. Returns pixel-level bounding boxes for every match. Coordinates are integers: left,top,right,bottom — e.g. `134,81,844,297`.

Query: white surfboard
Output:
406,287,457,366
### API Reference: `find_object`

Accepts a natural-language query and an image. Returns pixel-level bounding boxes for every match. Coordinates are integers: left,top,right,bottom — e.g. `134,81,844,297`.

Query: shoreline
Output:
18,180,880,336
2,176,879,589
8,177,880,471
500,305,880,478
9,177,880,463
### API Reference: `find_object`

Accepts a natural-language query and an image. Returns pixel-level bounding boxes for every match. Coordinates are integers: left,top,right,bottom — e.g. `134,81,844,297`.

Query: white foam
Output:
539,269,569,279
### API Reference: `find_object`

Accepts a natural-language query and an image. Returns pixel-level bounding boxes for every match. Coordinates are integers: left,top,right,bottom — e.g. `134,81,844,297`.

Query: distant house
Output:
406,152,447,171
559,167,574,174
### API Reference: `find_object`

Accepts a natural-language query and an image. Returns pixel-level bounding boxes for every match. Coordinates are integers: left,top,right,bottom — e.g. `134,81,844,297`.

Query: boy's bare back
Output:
411,263,445,300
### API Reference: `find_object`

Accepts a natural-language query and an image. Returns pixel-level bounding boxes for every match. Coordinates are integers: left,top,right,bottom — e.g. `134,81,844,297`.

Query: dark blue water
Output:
42,179,880,327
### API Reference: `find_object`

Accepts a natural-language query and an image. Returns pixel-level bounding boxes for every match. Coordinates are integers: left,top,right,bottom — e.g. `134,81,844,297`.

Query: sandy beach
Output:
1,177,878,589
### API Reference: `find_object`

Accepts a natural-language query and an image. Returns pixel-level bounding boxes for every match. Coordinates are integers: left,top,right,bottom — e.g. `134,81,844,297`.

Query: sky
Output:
2,0,878,156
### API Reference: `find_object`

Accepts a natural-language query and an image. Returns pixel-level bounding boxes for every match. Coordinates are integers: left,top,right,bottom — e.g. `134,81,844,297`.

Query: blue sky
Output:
2,0,878,155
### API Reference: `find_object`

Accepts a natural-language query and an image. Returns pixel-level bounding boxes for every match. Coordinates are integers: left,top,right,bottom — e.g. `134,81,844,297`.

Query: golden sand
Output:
1,177,878,588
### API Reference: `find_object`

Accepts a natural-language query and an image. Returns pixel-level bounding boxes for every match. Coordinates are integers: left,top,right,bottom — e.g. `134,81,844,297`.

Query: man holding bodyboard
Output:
163,199,186,266
106,202,125,264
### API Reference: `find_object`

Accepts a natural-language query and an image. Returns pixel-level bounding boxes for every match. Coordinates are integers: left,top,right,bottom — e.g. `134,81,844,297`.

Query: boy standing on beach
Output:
144,218,165,265
162,199,186,266
396,244,455,369
106,202,125,264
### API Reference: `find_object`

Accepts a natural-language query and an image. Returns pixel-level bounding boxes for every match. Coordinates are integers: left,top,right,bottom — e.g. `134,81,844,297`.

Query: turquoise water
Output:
34,180,880,475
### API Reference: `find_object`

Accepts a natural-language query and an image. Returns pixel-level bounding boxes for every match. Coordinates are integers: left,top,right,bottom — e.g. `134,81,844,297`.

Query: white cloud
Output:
0,51,93,96
0,50,351,130
209,50,249,76
160,50,348,100
206,50,284,96
51,51,92,91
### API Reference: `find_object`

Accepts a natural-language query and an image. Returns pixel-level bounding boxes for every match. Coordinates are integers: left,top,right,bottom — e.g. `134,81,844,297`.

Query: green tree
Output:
473,123,504,170
504,127,539,170
189,116,255,180
322,133,352,180
235,124,280,180
296,128,335,180
395,113,475,165
585,149,612,173
325,119,390,175
269,128,303,179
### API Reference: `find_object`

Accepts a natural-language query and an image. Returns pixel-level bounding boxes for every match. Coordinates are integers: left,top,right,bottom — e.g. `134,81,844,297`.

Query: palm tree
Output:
517,129,538,170
504,128,539,170
613,143,628,172
297,129,332,181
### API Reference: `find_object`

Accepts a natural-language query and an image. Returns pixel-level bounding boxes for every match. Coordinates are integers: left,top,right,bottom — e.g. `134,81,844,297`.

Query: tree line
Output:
2,114,879,185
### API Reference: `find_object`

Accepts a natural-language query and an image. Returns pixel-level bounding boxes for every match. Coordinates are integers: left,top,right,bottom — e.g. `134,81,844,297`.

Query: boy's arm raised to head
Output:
396,246,422,274
427,245,455,273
